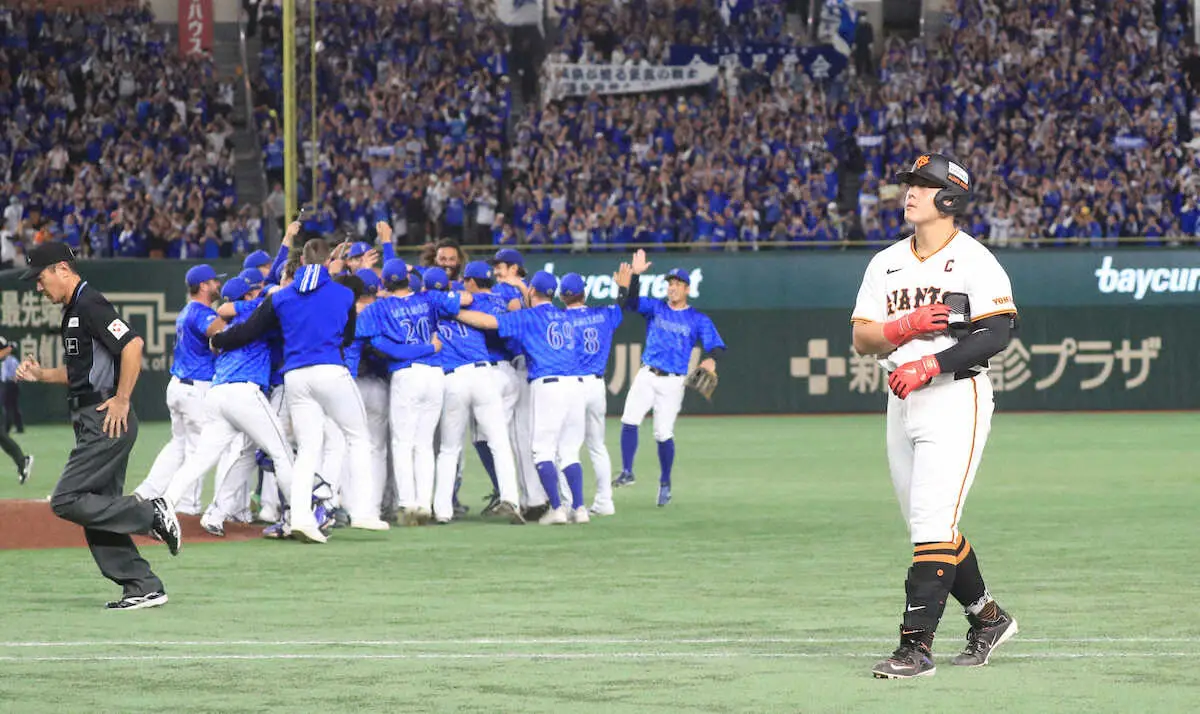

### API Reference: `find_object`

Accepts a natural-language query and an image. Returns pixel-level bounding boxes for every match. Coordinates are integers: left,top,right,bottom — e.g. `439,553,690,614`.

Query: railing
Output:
359,235,1200,257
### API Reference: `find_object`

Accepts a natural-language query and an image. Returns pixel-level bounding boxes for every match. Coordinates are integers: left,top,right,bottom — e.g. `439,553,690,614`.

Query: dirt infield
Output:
0,499,263,550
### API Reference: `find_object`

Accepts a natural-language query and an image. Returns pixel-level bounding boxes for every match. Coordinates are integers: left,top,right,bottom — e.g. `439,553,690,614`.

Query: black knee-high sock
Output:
951,533,1001,621
902,542,958,643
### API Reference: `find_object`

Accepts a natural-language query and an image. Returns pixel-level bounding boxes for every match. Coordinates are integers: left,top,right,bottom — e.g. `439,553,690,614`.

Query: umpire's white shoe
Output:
292,523,328,544
588,501,615,517
538,505,569,525
350,518,390,531
570,506,591,524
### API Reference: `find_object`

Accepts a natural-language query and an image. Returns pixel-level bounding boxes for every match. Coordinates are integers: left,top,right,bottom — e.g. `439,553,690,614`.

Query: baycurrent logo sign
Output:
1094,256,1200,300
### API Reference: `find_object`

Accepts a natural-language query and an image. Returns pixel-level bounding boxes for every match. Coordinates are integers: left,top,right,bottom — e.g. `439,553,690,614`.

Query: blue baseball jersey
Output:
470,291,518,362
495,280,526,307
214,298,270,388
171,300,218,380
358,291,460,371
635,299,725,375
496,304,578,380
563,305,623,376
435,296,491,372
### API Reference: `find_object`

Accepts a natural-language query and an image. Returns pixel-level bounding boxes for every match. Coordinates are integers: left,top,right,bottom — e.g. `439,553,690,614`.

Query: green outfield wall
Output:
1,249,1195,422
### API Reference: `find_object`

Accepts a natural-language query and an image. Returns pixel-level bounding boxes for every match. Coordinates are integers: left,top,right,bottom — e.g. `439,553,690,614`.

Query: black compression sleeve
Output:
623,275,641,311
211,294,278,351
933,314,1013,375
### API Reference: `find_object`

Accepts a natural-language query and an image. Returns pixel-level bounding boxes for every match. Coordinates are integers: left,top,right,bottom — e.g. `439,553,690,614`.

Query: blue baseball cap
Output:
491,248,524,267
559,272,585,296
186,264,226,287
529,271,557,297
409,269,423,291
423,267,450,291
238,268,265,287
356,268,382,292
348,242,372,258
242,250,271,269
463,261,493,281
220,277,250,301
381,258,409,285
666,268,690,285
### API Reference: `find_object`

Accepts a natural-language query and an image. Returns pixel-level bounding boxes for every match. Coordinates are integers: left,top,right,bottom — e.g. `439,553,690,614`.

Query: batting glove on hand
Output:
883,303,951,346
888,355,941,399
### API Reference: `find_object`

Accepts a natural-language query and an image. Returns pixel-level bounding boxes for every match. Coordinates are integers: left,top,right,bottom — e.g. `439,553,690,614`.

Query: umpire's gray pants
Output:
50,407,163,597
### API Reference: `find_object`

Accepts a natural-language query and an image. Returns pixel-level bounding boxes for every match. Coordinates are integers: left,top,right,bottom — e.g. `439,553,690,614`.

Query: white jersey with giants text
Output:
851,231,1017,372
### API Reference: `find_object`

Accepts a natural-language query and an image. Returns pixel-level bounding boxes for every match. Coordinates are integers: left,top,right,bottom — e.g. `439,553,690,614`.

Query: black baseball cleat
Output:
150,498,183,556
951,609,1019,667
481,493,501,516
521,503,549,522
105,591,168,611
18,455,33,485
872,639,936,679
612,470,635,487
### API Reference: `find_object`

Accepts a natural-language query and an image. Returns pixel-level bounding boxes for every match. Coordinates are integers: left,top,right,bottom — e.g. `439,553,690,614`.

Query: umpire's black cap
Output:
20,241,77,281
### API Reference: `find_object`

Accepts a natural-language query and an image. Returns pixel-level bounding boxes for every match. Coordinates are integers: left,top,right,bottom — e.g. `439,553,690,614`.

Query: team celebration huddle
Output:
125,229,724,545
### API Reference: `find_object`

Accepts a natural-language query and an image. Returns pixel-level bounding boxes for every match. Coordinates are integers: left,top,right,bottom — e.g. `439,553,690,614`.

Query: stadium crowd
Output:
1,0,1197,262
0,2,256,263
251,0,511,248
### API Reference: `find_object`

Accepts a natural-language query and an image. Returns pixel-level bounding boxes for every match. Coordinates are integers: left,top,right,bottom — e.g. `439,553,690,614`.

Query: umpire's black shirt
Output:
62,281,139,402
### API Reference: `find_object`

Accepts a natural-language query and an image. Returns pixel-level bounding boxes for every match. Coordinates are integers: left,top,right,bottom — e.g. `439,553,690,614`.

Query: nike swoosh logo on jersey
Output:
886,268,903,274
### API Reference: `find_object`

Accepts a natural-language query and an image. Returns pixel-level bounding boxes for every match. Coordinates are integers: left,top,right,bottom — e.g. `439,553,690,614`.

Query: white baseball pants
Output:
530,376,585,469
208,433,257,522
163,382,294,510
351,375,390,517
583,375,613,509
135,376,212,513
436,363,519,521
620,366,686,441
389,364,444,513
284,364,374,530
505,359,544,507
887,372,994,544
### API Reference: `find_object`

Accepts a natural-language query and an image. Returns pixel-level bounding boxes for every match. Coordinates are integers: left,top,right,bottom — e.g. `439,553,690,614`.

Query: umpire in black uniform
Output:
16,242,182,611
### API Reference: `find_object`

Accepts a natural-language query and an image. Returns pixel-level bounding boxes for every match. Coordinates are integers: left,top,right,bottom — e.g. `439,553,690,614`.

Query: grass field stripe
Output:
1,651,1198,663
4,636,1200,647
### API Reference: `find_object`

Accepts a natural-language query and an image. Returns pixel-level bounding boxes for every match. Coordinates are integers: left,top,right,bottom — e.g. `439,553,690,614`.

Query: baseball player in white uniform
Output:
851,152,1018,678
135,265,226,513
161,276,298,537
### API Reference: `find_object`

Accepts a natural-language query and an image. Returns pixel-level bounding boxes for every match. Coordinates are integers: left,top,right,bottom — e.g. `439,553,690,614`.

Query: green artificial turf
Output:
0,413,1197,712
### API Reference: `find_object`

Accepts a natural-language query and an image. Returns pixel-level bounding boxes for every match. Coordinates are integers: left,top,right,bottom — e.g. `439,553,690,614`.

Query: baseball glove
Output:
684,367,719,400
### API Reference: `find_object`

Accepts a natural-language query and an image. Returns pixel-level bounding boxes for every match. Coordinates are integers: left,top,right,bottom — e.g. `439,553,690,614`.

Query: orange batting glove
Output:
883,303,950,346
888,355,941,399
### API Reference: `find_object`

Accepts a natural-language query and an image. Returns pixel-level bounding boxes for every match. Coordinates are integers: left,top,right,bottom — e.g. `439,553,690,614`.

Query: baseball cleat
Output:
262,519,290,539
657,484,672,507
951,610,1019,667
588,502,615,517
330,507,351,528
255,506,280,525
18,454,33,485
538,505,569,525
493,501,525,524
414,507,432,526
481,493,501,517
453,502,470,517
570,506,590,524
105,591,168,611
199,511,225,537
872,642,937,679
521,503,549,522
350,517,390,531
292,524,328,544
399,508,421,527
612,471,635,488
150,498,182,556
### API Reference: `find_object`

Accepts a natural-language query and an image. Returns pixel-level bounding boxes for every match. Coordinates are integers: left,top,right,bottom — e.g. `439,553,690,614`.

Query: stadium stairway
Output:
214,23,268,215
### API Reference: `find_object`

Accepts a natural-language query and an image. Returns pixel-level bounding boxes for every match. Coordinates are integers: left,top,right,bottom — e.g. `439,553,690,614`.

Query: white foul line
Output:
2,636,1200,648
0,651,1196,664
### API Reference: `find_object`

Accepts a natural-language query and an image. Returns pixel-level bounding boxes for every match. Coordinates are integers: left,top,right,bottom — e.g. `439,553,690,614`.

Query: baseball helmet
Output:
894,153,971,217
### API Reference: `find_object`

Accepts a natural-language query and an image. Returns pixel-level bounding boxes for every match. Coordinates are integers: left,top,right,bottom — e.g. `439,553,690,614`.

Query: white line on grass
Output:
3,636,1200,648
0,651,1197,664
